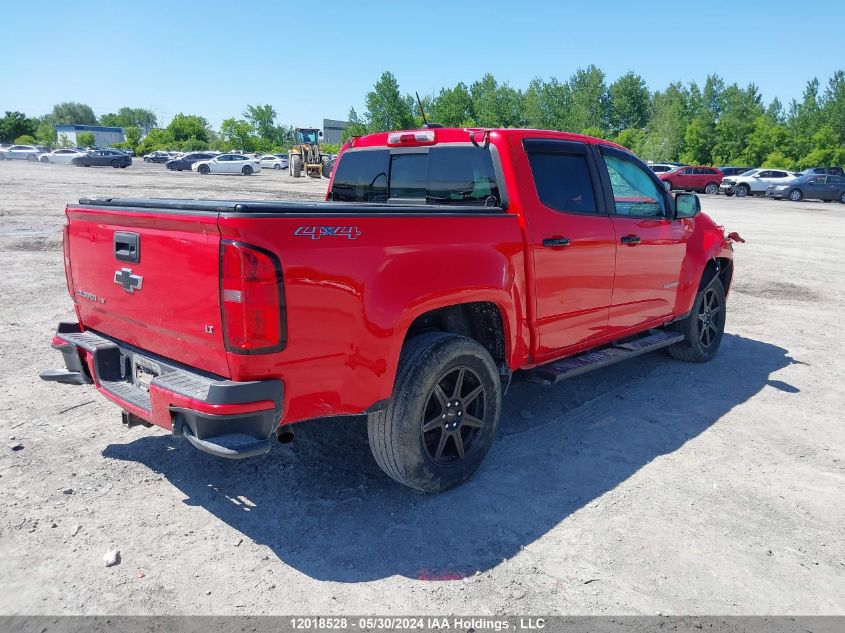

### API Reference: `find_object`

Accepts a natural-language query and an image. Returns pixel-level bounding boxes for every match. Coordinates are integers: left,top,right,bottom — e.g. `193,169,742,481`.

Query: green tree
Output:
244,104,278,142
640,82,691,161
166,114,210,144
99,108,158,133
364,71,415,131
76,131,96,147
14,134,37,144
219,118,256,151
35,120,57,147
614,128,646,154
49,102,97,125
608,72,650,133
680,115,716,165
524,77,570,130
712,83,765,164
430,82,476,127
567,65,609,133
821,70,845,144
136,128,174,155
742,115,788,166
341,108,369,140
0,111,37,143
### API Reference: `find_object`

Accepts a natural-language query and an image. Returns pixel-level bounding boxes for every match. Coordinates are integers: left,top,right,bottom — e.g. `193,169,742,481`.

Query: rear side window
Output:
526,153,597,214
330,146,500,206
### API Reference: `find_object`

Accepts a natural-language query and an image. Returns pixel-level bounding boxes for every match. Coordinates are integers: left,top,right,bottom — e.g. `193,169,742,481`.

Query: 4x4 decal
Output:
294,226,361,240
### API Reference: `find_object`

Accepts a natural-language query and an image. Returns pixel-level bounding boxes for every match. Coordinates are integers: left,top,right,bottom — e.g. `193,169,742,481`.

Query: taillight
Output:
220,241,286,354
62,221,75,297
387,130,436,146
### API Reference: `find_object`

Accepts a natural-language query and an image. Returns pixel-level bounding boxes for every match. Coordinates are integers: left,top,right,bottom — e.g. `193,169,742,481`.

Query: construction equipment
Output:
289,128,330,178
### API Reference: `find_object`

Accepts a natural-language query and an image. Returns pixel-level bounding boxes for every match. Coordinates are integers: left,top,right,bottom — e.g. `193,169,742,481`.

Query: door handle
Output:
542,236,570,248
620,234,641,245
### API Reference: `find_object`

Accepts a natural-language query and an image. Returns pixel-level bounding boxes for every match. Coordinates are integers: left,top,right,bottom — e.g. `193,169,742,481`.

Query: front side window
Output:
601,150,666,218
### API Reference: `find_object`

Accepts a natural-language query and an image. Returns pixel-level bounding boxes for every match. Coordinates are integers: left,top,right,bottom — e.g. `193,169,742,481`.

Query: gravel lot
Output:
1,160,843,615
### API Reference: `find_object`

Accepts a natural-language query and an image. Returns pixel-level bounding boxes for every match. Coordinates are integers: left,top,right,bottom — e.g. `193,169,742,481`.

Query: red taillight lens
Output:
62,222,75,297
220,241,286,353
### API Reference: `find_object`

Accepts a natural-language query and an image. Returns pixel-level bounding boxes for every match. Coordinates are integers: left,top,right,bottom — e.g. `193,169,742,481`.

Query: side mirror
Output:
675,192,701,218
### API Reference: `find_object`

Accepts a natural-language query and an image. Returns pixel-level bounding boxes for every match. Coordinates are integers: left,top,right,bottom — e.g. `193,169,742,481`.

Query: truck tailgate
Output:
65,205,230,377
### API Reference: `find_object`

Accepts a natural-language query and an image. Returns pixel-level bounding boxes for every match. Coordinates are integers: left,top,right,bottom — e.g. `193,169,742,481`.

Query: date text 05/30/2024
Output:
289,617,547,630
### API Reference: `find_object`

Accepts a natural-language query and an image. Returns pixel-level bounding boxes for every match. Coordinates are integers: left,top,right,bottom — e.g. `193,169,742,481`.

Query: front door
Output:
595,146,689,333
515,137,616,361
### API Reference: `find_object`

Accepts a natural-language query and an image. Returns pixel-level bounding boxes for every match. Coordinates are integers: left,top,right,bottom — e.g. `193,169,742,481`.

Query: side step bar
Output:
524,330,684,385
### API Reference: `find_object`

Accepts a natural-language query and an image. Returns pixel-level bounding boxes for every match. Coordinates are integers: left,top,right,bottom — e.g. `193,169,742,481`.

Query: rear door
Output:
514,138,616,358
66,204,230,376
595,146,688,333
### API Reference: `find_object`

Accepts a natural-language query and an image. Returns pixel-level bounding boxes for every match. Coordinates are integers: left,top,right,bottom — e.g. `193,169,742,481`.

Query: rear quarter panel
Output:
218,212,528,424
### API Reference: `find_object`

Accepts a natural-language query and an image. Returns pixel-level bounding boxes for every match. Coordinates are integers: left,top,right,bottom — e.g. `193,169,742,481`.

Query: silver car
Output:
0,144,41,161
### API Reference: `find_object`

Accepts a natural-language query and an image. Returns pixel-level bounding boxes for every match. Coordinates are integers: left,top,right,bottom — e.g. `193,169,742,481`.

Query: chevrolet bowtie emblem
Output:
114,268,143,293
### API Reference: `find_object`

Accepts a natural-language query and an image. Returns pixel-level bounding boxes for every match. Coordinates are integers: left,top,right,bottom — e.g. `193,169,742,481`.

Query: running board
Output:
524,330,684,385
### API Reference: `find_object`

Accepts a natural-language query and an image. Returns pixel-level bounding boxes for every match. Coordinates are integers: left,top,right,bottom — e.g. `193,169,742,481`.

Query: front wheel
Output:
274,163,282,170
664,180,673,192
367,332,502,492
788,188,803,202
198,164,210,175
735,184,750,197
111,159,119,168
704,182,719,195
40,156,49,163
840,192,845,204
27,154,37,162
242,165,253,175
668,277,726,362
290,155,302,178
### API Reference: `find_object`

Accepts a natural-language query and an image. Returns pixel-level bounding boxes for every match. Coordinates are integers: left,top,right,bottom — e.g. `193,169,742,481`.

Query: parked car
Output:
648,163,677,174
801,166,844,176
717,166,754,177
719,168,801,197
193,153,261,175
72,149,132,168
165,152,217,171
119,148,135,157
258,155,286,170
766,174,845,203
143,151,171,164
0,144,41,161
659,166,723,194
41,126,742,492
38,148,88,164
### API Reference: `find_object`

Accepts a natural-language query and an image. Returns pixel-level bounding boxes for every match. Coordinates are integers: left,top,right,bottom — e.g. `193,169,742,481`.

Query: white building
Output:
55,124,125,147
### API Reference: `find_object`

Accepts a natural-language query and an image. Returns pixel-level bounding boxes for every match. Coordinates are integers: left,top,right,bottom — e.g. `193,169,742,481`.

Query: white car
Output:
649,163,679,174
193,153,261,175
719,168,802,197
0,144,41,161
38,148,88,164
259,154,286,170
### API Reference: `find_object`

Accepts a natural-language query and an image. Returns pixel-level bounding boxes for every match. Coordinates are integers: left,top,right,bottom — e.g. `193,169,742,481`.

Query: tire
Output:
724,190,734,197
120,164,127,168
840,191,845,204
198,164,210,175
111,159,119,168
274,163,282,170
735,184,750,197
168,163,177,171
667,277,726,363
704,182,719,195
291,154,302,178
39,156,49,163
242,165,253,176
663,180,673,192
321,157,332,178
27,154,37,162
367,332,502,493
788,188,803,202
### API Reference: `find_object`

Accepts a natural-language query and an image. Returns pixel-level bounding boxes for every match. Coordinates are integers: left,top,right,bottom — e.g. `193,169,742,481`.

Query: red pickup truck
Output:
42,127,739,492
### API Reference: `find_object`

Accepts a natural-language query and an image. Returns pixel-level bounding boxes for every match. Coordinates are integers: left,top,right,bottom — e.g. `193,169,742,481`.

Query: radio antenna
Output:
415,92,429,126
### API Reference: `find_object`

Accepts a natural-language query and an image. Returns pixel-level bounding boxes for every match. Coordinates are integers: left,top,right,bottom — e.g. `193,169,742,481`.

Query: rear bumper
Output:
41,322,283,459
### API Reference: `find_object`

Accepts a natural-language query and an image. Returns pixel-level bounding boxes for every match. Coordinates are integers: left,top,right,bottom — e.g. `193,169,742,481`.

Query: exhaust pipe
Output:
276,426,294,444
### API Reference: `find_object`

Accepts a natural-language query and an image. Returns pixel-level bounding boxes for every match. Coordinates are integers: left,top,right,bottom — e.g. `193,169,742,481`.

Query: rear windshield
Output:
330,146,501,206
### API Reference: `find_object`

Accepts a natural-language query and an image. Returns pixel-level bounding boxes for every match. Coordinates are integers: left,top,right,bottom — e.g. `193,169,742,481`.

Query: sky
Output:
2,0,844,130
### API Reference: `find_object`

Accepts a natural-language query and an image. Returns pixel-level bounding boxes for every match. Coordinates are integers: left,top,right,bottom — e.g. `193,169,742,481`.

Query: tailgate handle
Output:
114,232,140,263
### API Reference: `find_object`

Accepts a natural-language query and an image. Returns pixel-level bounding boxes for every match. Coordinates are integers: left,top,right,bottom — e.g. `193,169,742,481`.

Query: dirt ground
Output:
0,160,843,615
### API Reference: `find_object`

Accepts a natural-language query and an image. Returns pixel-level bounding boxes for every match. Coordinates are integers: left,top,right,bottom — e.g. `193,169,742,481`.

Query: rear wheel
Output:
111,159,119,168
291,154,302,178
668,277,726,362
241,165,253,176
27,154,37,162
367,332,501,492
704,182,719,195
273,163,282,170
788,188,803,202
40,156,49,163
198,164,210,175
840,191,845,204
664,180,673,192
735,184,750,197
